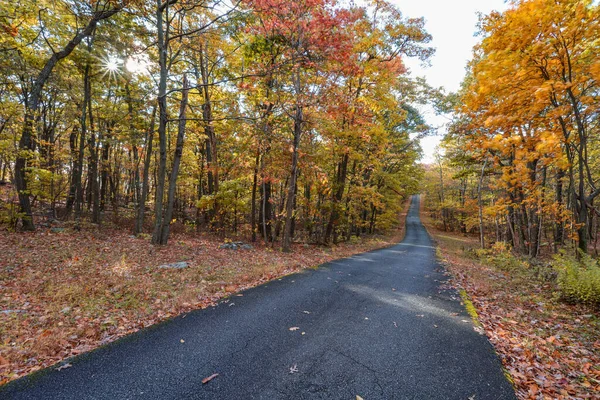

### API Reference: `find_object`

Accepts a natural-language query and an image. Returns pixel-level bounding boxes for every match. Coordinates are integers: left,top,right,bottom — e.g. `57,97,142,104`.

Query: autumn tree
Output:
436,0,599,256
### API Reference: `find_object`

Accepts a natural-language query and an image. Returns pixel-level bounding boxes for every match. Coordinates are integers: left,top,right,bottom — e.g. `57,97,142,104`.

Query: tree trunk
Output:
134,106,156,235
157,75,189,245
324,153,349,244
554,168,564,250
251,152,259,242
260,179,272,242
74,56,91,225
87,80,101,224
152,0,170,244
282,101,302,252
478,159,487,249
125,81,141,209
198,41,219,221
100,126,111,210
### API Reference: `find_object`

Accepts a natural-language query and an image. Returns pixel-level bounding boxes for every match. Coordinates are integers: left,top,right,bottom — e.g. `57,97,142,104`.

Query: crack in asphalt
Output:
331,348,384,397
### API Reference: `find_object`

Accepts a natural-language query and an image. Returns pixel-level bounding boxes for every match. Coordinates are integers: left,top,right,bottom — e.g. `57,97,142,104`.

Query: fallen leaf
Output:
56,363,72,371
202,373,219,384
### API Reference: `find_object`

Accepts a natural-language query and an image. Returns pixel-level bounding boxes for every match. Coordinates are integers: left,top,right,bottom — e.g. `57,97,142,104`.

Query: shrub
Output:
553,251,600,305
473,241,527,272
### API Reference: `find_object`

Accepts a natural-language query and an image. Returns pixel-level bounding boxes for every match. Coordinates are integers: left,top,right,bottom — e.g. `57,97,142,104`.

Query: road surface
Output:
2,195,515,399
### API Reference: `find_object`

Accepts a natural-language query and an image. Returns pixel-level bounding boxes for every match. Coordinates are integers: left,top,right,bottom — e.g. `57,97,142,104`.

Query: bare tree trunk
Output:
99,124,111,210
87,80,100,224
282,100,302,252
74,51,93,226
554,168,564,250
478,159,487,249
65,127,79,216
134,106,156,235
198,41,219,221
158,76,189,245
251,152,259,242
195,144,205,232
260,179,272,242
324,153,348,244
152,0,170,244
125,81,141,208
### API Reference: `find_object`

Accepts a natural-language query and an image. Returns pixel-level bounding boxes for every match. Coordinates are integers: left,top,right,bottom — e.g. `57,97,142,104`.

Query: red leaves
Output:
245,0,355,68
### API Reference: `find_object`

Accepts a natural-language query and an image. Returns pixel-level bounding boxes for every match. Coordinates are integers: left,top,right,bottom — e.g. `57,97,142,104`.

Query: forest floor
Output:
0,201,409,385
420,206,600,399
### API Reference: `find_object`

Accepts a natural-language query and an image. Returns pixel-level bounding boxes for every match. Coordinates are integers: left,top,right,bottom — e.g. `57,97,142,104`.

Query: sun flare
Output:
100,55,122,80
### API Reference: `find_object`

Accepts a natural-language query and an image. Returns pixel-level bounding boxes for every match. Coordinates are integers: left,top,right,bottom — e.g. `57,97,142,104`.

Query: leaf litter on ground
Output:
0,214,409,385
422,210,600,400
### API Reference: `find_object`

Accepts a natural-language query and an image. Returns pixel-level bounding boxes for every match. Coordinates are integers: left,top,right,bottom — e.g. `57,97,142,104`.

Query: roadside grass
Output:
0,200,410,385
421,208,600,399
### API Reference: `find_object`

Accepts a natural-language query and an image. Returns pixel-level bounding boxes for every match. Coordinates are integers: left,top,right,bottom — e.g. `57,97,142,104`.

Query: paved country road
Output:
1,196,516,400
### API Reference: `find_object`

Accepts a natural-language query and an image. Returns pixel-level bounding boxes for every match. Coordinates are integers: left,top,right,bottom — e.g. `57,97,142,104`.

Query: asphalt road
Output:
2,195,516,400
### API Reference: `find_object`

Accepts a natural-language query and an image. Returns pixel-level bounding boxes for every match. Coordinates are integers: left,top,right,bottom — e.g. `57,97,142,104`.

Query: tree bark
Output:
251,152,260,242
478,159,487,249
152,0,170,244
554,168,564,249
158,75,189,245
324,153,349,244
134,106,156,235
198,41,219,219
282,99,302,252
87,79,100,224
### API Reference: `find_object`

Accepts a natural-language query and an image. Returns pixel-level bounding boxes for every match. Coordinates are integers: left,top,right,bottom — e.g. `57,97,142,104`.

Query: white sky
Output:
392,0,509,163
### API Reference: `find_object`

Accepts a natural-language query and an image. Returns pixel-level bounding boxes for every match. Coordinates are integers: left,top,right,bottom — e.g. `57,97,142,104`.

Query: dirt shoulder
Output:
0,198,410,385
420,203,600,399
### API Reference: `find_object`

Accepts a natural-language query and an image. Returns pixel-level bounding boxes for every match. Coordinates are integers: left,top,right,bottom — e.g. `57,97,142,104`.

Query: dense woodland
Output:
425,0,599,255
423,0,600,303
0,0,438,250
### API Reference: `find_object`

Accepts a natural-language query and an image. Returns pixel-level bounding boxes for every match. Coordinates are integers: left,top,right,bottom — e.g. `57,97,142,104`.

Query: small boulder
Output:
220,242,253,250
157,261,188,269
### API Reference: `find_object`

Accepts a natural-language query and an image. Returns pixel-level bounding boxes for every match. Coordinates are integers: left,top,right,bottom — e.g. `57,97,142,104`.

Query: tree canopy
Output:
0,0,435,248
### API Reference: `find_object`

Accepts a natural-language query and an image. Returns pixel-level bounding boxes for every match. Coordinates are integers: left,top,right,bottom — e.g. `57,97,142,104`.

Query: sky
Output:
391,0,509,163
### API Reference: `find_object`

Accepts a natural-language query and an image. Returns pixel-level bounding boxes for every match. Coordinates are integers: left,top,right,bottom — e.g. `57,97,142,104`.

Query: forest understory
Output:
0,197,410,385
421,203,600,400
